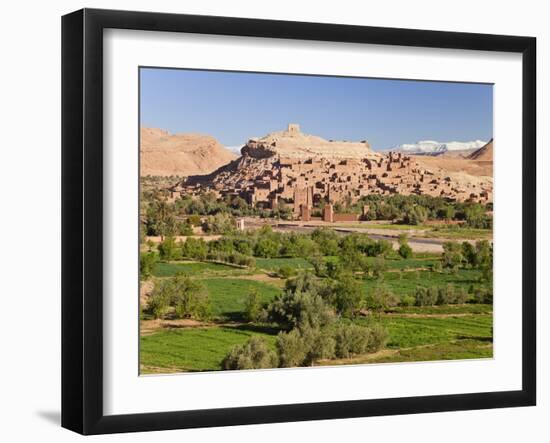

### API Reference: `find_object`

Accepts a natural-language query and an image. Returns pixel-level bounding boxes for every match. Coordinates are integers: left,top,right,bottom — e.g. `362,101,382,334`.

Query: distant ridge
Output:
140,128,238,177
468,139,494,161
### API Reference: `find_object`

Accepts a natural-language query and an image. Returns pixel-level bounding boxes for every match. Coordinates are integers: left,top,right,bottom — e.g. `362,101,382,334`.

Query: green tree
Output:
267,290,334,331
171,274,211,320
254,237,279,258
140,252,158,280
222,337,278,370
441,241,463,270
276,329,307,367
244,288,262,322
366,285,399,317
158,236,177,261
330,274,363,317
148,279,172,319
181,237,208,260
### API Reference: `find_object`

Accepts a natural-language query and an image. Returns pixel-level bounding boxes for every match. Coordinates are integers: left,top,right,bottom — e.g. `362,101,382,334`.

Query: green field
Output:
360,268,488,296
141,310,492,373
142,255,492,373
202,278,280,320
255,257,313,271
153,261,249,277
141,326,277,373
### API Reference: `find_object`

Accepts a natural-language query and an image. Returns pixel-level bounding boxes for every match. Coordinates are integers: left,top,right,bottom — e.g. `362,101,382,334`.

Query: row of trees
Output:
147,273,211,320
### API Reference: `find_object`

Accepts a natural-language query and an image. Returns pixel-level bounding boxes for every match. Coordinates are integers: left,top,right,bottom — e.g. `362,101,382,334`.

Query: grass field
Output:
255,257,313,271
360,269,488,296
153,261,250,277
140,326,277,373
202,278,280,320
142,253,492,373
423,227,493,240
141,310,492,373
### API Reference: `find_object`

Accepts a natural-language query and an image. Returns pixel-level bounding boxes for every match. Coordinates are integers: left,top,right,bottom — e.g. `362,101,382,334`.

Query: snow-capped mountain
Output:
383,140,487,155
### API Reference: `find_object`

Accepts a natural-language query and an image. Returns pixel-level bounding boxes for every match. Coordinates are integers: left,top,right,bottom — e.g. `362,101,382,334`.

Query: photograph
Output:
138,68,494,375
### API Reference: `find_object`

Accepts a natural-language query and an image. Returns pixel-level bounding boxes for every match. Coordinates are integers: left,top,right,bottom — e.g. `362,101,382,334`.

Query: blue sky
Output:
140,68,493,151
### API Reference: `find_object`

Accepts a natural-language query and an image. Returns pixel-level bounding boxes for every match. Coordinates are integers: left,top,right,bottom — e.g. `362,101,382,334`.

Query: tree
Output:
397,234,413,259
148,279,172,319
398,244,413,259
222,337,278,370
244,288,262,322
267,283,334,330
441,241,463,270
181,237,208,260
461,241,477,268
254,237,279,258
202,212,236,234
311,228,341,256
276,329,307,368
329,274,363,317
161,273,211,320
366,285,399,317
332,323,370,358
146,198,177,239
372,257,387,279
403,205,428,225
157,236,177,261
140,252,158,280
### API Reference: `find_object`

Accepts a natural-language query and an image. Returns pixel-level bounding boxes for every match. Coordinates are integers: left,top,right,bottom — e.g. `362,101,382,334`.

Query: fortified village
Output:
170,124,493,222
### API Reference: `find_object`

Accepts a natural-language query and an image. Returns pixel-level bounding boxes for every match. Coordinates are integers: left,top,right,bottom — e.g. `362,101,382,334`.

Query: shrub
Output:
414,286,438,306
329,274,364,317
400,295,416,307
158,236,177,261
398,243,413,259
244,288,262,322
276,329,307,367
140,252,158,280
202,212,236,235
254,237,280,258
442,241,463,270
148,280,172,319
461,241,477,268
277,265,297,279
372,257,387,279
171,274,211,320
267,291,334,330
473,288,493,304
301,327,336,365
311,228,341,256
366,285,399,316
181,237,208,260
222,337,278,370
367,323,389,352
333,323,370,358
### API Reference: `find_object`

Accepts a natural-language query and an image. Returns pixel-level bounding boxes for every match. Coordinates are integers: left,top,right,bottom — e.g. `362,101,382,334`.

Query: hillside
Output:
468,139,494,161
241,124,378,160
140,128,238,177
181,124,493,204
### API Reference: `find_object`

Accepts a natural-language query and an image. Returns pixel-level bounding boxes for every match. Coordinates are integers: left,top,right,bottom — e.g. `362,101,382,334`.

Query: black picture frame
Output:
62,8,537,435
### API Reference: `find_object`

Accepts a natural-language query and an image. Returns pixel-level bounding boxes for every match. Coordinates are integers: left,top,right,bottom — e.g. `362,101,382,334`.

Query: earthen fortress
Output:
174,125,493,220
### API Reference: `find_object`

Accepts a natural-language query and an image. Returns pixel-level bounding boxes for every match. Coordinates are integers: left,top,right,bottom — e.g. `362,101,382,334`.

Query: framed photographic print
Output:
61,8,536,435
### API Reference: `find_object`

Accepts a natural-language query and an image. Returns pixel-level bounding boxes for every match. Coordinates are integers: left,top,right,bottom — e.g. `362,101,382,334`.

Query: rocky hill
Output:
140,128,238,177
180,124,493,205
468,139,493,161
241,124,377,160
